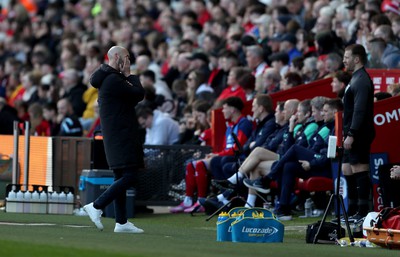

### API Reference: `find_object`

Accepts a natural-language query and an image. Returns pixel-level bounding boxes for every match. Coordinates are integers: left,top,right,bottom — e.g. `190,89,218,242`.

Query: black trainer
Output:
199,197,228,215
347,213,365,224
243,177,270,194
211,179,236,191
274,207,293,221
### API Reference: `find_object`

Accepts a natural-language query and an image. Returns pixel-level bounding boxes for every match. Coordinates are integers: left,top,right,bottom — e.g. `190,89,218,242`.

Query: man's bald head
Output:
107,46,129,71
107,46,128,59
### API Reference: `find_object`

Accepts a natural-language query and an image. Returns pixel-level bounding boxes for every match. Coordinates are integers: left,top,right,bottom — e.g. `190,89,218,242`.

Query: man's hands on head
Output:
120,55,131,77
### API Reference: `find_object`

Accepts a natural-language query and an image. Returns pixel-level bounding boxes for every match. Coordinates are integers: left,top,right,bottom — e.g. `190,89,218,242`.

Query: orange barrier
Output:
0,135,52,187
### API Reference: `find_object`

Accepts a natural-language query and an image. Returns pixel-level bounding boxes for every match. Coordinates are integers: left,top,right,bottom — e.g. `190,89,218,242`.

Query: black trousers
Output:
94,167,137,224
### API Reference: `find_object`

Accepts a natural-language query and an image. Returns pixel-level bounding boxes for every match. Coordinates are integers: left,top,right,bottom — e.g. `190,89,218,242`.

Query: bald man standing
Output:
84,46,145,233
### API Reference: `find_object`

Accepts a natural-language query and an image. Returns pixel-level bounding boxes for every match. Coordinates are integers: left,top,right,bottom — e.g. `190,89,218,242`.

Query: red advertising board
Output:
367,69,400,92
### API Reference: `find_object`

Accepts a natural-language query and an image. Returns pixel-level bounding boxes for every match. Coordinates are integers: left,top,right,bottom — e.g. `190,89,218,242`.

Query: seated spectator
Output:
59,69,86,118
243,98,343,220
368,37,390,68
43,102,60,136
214,67,248,108
278,33,303,64
238,72,256,101
269,52,290,78
186,52,211,79
136,106,180,145
179,100,212,145
289,56,304,76
323,53,343,78
245,45,268,78
279,72,303,91
373,24,400,68
331,70,352,98
170,97,253,213
85,100,101,138
14,99,29,122
37,73,59,105
205,95,277,209
27,103,51,136
56,98,83,137
386,83,400,97
374,92,392,101
171,79,188,120
302,57,319,83
208,50,240,97
140,69,173,101
186,69,215,106
21,70,41,106
177,105,195,144
210,99,299,208
0,97,20,135
258,69,280,95
213,97,327,211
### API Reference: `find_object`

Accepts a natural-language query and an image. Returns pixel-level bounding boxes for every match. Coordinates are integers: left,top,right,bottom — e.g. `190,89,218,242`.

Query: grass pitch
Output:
0,210,398,257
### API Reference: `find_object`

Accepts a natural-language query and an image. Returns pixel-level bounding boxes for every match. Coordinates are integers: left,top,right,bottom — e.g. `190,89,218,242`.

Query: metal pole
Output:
24,121,30,188
12,121,19,186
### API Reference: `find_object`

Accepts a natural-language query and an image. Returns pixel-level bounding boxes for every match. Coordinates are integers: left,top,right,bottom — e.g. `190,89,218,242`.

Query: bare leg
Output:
239,147,278,176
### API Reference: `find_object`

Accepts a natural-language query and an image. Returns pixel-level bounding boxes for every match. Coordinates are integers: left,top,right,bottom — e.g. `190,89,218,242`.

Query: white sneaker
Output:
83,202,104,230
114,221,144,233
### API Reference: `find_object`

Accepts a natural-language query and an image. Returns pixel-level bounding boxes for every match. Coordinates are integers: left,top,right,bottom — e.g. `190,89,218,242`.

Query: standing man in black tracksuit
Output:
342,44,375,223
83,46,146,233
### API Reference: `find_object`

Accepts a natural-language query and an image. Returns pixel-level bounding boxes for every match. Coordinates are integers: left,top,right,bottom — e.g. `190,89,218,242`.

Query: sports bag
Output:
375,207,400,230
306,221,345,244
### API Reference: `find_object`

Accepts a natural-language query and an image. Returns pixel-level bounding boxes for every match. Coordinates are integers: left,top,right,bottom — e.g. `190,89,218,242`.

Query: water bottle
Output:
58,191,67,214
263,201,272,210
304,198,313,217
351,239,375,247
49,192,59,214
31,190,40,213
217,212,229,223
39,191,48,214
66,192,74,214
16,190,24,212
6,191,17,212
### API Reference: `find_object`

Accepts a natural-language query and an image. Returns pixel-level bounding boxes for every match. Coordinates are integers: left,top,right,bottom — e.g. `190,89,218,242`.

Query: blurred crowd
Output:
0,0,399,143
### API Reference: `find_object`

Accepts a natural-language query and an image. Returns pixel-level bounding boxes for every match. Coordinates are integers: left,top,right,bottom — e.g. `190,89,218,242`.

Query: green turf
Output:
0,211,398,257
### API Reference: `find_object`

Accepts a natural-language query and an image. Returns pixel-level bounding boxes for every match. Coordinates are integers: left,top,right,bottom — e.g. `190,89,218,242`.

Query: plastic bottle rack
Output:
5,185,74,215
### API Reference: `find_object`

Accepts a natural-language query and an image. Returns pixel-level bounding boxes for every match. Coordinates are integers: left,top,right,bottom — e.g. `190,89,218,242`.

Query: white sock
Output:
245,194,257,208
217,194,226,202
183,196,193,207
227,172,243,184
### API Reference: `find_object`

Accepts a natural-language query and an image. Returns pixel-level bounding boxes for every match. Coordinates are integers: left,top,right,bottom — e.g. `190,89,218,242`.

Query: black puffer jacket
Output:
90,64,145,169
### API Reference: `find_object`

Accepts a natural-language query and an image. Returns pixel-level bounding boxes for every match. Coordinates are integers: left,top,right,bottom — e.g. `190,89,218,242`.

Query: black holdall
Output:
306,221,345,244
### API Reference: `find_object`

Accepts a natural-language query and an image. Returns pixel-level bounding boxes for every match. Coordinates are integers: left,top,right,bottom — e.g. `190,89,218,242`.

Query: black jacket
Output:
343,67,375,142
90,64,145,169
243,113,276,155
